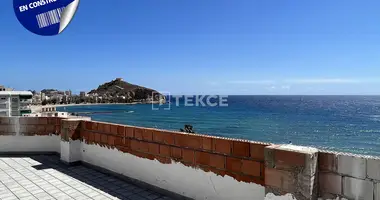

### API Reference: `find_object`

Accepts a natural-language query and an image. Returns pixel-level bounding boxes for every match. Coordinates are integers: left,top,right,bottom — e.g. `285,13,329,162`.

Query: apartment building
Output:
0,85,13,91
0,91,33,117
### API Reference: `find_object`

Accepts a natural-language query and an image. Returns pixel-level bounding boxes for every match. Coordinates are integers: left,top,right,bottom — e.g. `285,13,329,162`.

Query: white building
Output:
32,92,42,105
41,93,46,101
0,91,33,117
22,108,91,121
51,94,63,103
0,85,13,91
22,111,68,118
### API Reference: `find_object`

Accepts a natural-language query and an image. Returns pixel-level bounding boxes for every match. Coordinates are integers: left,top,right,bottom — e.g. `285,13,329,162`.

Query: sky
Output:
1,0,380,95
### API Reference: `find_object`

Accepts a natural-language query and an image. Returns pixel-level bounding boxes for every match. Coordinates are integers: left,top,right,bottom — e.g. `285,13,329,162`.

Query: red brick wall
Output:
0,117,61,136
81,120,268,185
2,117,379,198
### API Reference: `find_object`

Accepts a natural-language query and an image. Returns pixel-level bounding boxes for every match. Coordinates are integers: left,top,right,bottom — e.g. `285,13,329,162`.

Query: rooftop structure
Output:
0,85,13,91
0,117,379,200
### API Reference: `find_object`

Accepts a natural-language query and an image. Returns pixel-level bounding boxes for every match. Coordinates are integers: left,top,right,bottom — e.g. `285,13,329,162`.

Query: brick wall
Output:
0,117,61,136
81,120,268,185
318,150,380,200
1,117,380,199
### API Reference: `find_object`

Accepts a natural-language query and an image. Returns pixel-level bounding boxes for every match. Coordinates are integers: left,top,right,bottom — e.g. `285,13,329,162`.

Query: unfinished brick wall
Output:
2,117,380,199
0,117,61,136
61,119,81,141
318,150,380,200
80,120,268,185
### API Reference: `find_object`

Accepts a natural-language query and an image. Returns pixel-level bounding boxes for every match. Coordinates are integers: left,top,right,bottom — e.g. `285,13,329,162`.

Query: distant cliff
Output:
89,78,164,102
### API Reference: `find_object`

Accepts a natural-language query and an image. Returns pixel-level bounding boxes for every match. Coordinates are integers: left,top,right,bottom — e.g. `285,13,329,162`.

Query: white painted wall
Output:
0,135,60,153
81,143,266,200
0,134,305,200
265,194,297,200
60,141,70,162
0,134,326,200
60,140,82,163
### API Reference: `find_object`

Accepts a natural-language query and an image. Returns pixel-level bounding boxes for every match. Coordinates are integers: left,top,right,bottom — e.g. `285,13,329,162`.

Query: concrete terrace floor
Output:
0,155,175,200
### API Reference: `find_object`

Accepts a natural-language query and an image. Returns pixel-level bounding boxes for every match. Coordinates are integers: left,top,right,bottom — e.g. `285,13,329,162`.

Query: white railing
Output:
20,99,32,104
0,100,9,104
19,106,31,110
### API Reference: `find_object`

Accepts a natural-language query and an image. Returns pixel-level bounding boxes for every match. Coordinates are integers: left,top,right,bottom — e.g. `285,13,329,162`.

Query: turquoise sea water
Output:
58,96,380,156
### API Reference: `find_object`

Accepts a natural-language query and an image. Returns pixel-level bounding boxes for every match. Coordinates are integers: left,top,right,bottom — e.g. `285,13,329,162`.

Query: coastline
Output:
54,102,140,107
26,95,380,156
30,101,161,112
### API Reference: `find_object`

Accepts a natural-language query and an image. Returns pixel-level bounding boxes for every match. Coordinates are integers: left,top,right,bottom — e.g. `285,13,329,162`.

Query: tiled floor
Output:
0,155,174,200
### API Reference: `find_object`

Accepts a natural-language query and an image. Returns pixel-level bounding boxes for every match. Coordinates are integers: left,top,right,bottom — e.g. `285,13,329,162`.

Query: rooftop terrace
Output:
0,117,379,200
0,155,173,200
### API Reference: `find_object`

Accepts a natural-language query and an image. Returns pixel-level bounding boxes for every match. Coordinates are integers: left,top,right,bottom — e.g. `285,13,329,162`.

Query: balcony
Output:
0,107,8,111
0,117,379,200
20,106,31,110
20,100,32,105
0,100,9,104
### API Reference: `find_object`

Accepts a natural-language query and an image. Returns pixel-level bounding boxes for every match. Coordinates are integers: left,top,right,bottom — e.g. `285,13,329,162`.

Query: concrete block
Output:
265,144,318,200
367,158,380,181
297,173,317,199
60,119,83,165
343,176,373,200
319,172,342,195
375,183,380,200
61,119,81,141
60,140,82,164
337,154,366,179
265,168,295,191
266,144,318,176
319,152,338,172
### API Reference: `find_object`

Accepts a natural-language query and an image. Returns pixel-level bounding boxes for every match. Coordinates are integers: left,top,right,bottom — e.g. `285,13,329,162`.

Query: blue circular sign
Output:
13,0,79,36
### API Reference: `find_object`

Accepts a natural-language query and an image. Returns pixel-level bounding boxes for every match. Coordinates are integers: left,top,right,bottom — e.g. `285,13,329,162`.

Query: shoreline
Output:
30,101,161,112
54,102,140,107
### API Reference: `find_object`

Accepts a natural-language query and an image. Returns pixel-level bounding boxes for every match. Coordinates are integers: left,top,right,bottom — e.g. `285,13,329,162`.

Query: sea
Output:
57,95,380,156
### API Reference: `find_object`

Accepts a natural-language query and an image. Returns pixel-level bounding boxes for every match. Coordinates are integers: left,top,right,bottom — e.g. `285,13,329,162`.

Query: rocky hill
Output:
89,78,164,101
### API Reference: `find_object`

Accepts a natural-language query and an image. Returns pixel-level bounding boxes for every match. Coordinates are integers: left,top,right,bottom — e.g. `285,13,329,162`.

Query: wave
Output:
369,115,380,122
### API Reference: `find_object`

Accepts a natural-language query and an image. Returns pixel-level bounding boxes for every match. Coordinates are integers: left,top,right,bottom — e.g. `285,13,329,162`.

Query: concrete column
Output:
60,119,82,165
264,144,318,200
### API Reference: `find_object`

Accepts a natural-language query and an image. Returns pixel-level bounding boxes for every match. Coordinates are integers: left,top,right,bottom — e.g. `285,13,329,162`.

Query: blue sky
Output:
1,0,380,95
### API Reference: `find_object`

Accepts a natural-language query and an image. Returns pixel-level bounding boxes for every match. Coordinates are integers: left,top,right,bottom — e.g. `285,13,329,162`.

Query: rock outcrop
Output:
89,78,164,102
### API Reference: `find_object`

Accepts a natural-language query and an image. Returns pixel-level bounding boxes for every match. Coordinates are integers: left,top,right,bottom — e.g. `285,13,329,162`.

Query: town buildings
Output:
65,90,72,96
80,91,86,99
0,85,13,91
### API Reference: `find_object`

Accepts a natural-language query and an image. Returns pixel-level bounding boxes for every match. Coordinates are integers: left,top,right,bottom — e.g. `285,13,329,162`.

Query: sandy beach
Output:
53,102,139,107
30,101,161,113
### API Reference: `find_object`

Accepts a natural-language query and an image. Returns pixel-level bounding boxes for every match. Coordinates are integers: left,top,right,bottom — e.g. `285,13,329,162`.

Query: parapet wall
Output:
0,117,379,200
79,120,267,199
0,117,61,136
318,151,380,200
0,117,61,152
81,120,267,185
